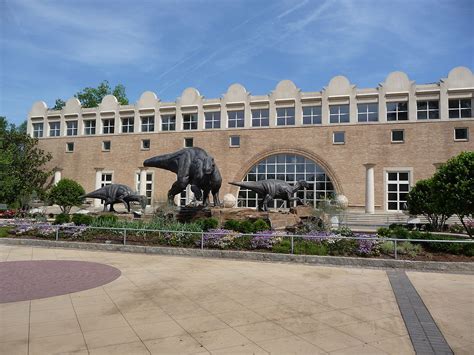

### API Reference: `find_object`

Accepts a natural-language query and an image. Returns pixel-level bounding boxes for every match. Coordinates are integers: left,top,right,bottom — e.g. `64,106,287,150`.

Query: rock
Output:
289,205,314,218
335,194,349,209
268,212,301,230
223,194,237,208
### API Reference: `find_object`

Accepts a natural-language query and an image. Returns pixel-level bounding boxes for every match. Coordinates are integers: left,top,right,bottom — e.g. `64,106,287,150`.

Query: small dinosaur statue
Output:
82,184,147,212
229,179,310,211
143,147,222,207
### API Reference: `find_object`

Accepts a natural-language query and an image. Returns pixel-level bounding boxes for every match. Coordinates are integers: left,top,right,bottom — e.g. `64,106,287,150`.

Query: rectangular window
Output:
141,116,155,132
145,172,153,206
387,102,408,121
161,115,176,131
333,131,345,144
391,129,405,143
66,121,78,136
454,127,469,141
183,114,198,130
49,122,61,137
251,109,269,127
184,137,193,147
205,111,221,129
84,120,96,135
121,117,134,133
102,141,111,151
276,107,295,126
449,99,472,119
66,142,74,152
141,139,150,150
32,123,44,138
302,106,322,125
101,173,113,187
230,136,240,147
357,103,378,122
417,101,439,120
329,104,350,123
102,119,115,134
387,171,410,211
228,110,244,128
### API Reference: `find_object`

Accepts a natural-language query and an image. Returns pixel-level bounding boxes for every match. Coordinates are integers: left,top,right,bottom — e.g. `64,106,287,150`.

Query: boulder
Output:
289,205,314,218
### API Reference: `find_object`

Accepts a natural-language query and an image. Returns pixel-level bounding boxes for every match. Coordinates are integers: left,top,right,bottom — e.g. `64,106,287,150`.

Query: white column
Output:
364,164,375,214
94,169,102,208
139,169,147,197
53,169,62,185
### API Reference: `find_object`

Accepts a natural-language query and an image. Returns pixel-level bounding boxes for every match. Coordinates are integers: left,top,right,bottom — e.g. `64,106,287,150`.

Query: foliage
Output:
54,213,70,225
94,214,119,226
238,220,254,234
0,116,53,209
48,179,85,214
75,80,129,108
0,227,11,238
0,209,17,218
397,242,422,258
52,99,66,111
223,219,241,231
71,214,94,226
380,241,395,255
435,152,474,237
197,217,219,231
253,218,270,232
406,178,452,231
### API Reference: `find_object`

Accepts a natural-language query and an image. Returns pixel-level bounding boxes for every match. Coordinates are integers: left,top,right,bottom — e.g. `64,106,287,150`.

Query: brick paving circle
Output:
0,260,121,303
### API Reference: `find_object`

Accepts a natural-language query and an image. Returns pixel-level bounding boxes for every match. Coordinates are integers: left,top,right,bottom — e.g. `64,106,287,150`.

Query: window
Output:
417,101,439,119
121,117,134,133
357,103,378,122
102,119,115,134
32,123,43,138
49,122,60,137
449,99,472,119
141,116,155,132
161,115,176,131
205,112,221,129
101,173,113,187
237,154,335,209
66,142,74,152
183,114,198,130
251,109,269,127
391,129,404,143
230,136,240,147
329,104,350,123
387,102,408,121
66,121,78,136
102,141,111,151
333,131,345,144
454,127,469,141
387,172,410,211
303,106,322,125
276,107,295,126
141,139,150,150
136,172,154,206
228,110,244,128
84,120,96,135
184,137,193,147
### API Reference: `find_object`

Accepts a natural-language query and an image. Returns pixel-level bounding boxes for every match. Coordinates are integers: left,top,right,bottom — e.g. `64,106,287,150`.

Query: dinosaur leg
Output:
202,187,211,207
168,178,189,204
261,194,273,211
212,188,221,207
191,185,203,201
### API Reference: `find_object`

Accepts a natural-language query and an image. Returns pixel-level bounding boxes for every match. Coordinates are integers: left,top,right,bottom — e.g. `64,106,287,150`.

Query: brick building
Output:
27,67,473,213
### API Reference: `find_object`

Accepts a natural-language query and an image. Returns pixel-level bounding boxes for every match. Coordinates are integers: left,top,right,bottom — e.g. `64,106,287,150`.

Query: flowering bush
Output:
0,210,17,218
251,230,284,249
200,229,239,249
355,233,380,256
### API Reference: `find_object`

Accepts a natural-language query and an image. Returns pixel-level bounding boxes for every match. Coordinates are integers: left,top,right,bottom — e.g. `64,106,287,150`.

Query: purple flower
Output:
251,230,283,249
355,234,379,255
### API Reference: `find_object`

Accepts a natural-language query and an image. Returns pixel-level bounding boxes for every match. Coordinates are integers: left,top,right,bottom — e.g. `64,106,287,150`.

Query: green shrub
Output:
334,226,354,237
253,219,270,232
95,214,119,226
71,214,94,226
198,217,219,231
294,240,328,255
238,220,254,234
397,241,422,258
231,235,253,250
0,227,11,238
54,213,70,225
223,219,241,231
380,241,395,255
376,227,391,238
272,239,291,253
327,239,358,256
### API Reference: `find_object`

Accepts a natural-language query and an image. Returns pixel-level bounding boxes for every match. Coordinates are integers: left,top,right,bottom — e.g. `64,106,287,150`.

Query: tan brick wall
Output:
38,120,474,211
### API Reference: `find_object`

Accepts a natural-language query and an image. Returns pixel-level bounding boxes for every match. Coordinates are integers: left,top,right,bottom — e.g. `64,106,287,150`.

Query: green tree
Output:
48,179,85,214
75,80,129,108
434,151,474,237
0,116,52,209
406,178,452,231
52,98,66,111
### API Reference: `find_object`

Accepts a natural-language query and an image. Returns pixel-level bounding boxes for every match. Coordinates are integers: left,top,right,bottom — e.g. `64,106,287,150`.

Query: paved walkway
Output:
0,245,472,355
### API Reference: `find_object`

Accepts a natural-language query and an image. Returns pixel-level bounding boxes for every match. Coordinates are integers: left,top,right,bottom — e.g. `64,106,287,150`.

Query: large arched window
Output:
237,154,335,209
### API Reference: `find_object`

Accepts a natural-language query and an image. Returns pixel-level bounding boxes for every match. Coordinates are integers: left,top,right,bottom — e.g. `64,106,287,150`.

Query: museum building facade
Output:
27,67,474,213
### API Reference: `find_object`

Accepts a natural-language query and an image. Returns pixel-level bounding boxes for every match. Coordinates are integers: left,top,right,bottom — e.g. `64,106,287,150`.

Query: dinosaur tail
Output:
143,150,184,171
229,181,266,194
80,187,106,199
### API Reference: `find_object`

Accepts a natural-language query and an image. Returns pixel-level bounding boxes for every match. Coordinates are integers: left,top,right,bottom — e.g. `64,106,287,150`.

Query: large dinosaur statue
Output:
143,147,222,207
229,179,310,211
82,184,147,212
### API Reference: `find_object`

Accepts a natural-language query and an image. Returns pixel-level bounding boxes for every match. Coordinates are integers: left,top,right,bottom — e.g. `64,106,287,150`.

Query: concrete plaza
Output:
0,245,472,354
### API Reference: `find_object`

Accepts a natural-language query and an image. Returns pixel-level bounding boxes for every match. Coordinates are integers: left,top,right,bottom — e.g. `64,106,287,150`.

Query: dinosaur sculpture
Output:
143,147,222,207
82,184,147,212
229,179,310,211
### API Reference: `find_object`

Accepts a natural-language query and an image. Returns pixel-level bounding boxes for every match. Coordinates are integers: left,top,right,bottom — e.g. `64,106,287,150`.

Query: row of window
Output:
32,99,472,137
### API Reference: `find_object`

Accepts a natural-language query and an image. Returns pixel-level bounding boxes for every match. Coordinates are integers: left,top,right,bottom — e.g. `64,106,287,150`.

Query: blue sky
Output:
1,0,473,125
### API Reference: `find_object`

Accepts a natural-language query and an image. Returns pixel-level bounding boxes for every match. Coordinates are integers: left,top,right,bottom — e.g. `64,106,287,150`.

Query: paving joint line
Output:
387,270,453,355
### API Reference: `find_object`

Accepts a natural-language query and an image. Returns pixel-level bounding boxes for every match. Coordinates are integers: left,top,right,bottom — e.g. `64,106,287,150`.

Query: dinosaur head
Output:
203,156,215,175
298,180,310,189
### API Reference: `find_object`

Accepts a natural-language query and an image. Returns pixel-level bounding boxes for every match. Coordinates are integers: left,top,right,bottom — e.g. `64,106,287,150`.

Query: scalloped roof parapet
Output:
223,83,248,102
137,91,159,108
325,76,354,96
272,80,299,99
444,66,474,88
64,98,81,114
30,101,48,117
179,87,202,106
99,95,119,111
382,71,413,92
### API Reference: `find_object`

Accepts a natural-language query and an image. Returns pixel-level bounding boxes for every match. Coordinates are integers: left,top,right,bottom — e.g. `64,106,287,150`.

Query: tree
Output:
48,179,85,214
406,178,452,231
434,151,474,237
75,80,129,108
52,99,66,111
0,117,52,209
